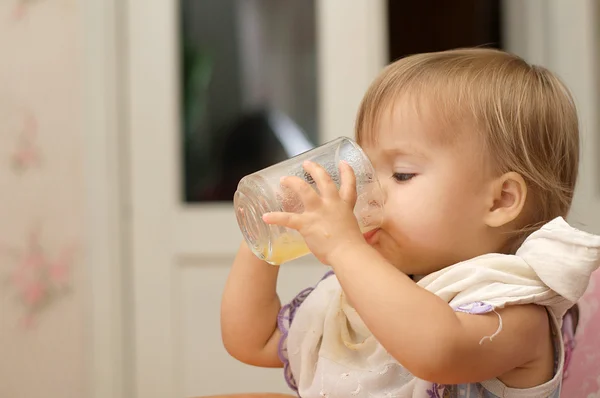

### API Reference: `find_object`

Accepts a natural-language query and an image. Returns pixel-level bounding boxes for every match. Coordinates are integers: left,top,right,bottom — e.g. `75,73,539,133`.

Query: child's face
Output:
361,98,503,275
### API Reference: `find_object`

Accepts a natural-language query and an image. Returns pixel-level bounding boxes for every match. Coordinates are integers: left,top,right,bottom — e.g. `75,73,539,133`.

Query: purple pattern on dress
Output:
426,383,448,398
277,270,335,393
454,301,494,315
561,311,575,378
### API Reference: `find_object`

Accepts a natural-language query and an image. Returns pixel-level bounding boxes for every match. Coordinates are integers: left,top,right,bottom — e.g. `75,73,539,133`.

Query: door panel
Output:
179,259,328,396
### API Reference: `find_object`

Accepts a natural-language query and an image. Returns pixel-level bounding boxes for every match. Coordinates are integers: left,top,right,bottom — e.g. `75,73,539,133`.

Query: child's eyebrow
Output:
381,147,427,159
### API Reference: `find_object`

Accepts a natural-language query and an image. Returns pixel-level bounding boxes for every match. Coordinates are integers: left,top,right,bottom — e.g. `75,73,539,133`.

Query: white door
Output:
124,1,387,397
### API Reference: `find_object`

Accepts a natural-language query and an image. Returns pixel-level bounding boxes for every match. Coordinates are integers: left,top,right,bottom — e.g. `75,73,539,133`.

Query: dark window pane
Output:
181,0,318,203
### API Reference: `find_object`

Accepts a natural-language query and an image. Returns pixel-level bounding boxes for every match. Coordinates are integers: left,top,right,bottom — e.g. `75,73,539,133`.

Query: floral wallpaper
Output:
0,1,84,397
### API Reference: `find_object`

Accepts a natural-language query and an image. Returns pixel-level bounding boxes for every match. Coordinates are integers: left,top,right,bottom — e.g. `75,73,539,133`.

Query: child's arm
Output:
329,244,550,385
220,241,283,368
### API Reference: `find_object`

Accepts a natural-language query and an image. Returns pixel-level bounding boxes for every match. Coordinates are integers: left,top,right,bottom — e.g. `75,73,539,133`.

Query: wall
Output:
0,1,84,398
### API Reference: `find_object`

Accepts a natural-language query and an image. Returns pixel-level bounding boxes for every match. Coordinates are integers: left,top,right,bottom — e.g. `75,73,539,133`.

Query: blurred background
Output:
0,1,598,397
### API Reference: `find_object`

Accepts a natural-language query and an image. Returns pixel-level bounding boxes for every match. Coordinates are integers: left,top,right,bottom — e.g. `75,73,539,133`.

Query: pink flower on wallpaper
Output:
11,1,28,20
11,0,43,21
11,111,41,172
1,226,77,328
23,280,44,306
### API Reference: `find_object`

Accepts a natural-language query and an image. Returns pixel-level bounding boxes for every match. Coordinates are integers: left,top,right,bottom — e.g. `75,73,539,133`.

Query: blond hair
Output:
356,48,579,248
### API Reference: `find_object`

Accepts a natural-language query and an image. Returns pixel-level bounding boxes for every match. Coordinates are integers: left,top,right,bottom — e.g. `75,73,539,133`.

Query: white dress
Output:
277,217,600,397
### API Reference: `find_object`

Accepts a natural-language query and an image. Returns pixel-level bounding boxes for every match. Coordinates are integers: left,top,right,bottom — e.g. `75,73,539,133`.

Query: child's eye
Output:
392,173,416,182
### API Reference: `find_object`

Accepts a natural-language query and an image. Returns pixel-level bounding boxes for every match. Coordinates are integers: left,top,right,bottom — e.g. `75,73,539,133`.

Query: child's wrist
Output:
327,238,372,267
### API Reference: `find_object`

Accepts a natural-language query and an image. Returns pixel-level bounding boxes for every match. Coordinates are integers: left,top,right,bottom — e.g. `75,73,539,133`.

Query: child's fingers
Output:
339,161,357,206
262,212,302,230
303,161,338,198
280,175,320,210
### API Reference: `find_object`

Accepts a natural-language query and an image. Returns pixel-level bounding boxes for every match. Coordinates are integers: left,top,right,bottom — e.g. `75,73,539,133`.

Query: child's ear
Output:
484,172,527,228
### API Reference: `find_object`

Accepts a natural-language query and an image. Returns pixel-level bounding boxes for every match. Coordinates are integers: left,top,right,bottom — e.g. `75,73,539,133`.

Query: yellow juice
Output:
263,233,311,265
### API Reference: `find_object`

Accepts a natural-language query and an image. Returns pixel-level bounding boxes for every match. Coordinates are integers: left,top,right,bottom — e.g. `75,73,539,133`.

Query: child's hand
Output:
263,160,365,265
